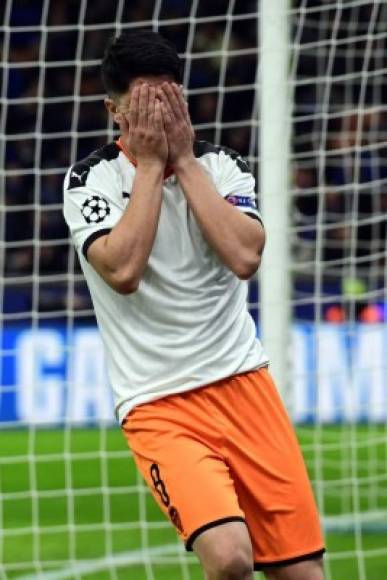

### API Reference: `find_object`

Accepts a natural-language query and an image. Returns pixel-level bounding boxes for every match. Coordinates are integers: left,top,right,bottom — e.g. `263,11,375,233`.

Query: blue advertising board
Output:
1,323,386,425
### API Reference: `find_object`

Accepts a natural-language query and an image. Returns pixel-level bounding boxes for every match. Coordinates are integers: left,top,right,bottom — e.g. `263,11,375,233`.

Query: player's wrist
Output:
136,157,166,172
171,152,197,173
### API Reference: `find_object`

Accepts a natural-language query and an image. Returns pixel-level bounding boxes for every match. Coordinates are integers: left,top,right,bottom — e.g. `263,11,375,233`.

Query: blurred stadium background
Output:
1,0,386,579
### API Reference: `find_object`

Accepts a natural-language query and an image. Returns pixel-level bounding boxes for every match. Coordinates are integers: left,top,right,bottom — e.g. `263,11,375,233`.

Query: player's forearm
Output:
90,163,164,293
175,157,265,279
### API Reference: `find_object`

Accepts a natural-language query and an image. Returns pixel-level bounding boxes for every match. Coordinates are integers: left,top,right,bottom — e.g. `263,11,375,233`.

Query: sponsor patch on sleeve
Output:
225,195,257,209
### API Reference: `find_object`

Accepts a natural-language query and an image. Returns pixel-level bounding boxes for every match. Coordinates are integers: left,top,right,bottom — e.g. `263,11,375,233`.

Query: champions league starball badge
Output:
81,195,111,224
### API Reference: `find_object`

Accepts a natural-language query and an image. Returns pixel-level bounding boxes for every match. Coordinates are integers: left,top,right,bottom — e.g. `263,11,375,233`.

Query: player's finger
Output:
128,85,140,127
162,82,183,120
154,99,163,131
138,83,149,127
147,85,156,128
115,113,129,135
173,83,190,120
160,101,173,128
156,87,174,118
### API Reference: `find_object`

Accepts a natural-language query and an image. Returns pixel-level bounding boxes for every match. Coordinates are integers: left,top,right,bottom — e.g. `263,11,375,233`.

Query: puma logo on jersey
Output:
68,164,91,189
71,170,88,182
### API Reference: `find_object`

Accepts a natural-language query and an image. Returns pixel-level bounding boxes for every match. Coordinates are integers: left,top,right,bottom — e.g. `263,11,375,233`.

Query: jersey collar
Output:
116,138,174,180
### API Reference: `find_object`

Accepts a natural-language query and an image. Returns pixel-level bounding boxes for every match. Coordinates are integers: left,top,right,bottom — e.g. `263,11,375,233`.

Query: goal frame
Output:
259,0,292,400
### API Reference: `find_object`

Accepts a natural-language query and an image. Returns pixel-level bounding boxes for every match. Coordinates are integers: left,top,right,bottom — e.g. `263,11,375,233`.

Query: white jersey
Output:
63,140,269,422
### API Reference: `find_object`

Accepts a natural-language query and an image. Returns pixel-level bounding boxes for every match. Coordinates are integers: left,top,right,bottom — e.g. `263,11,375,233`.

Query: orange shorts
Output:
122,368,325,569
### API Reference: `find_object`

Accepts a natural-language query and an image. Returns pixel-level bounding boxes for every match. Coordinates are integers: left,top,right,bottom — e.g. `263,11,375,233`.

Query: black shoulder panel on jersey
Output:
67,142,120,190
193,140,250,174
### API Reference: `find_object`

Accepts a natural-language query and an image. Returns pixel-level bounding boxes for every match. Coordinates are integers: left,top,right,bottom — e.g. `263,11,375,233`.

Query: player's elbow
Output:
114,280,139,295
109,271,140,295
233,222,265,279
233,253,261,280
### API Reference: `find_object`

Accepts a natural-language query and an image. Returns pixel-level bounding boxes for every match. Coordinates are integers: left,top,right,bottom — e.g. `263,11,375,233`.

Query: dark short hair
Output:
101,29,183,96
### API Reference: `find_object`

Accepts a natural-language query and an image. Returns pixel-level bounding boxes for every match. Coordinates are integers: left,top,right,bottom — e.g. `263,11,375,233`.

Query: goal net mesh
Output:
1,1,386,578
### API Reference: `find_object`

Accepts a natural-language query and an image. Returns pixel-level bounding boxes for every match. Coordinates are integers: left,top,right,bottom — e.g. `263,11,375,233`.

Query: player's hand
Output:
157,83,195,168
117,83,168,167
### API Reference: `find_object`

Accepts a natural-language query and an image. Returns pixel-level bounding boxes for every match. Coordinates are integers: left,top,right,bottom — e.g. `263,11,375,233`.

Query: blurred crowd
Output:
2,0,386,321
292,0,387,320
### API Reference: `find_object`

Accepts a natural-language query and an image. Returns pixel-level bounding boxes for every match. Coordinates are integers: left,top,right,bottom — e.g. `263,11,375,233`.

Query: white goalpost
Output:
1,1,387,579
259,0,292,400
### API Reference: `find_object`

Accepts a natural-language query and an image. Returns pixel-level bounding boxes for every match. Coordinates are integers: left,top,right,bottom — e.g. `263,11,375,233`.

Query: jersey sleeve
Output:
212,149,263,224
63,160,123,260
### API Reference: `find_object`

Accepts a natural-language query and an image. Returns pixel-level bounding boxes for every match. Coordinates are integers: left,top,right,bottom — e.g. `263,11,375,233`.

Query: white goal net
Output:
1,1,386,579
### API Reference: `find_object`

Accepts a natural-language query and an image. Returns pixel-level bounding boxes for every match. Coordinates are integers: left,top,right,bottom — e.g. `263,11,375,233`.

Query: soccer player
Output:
63,30,325,580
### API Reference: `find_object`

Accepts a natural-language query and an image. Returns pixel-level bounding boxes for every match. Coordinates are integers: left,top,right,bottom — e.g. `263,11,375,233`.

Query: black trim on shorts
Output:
82,228,112,260
253,548,325,571
185,516,245,551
